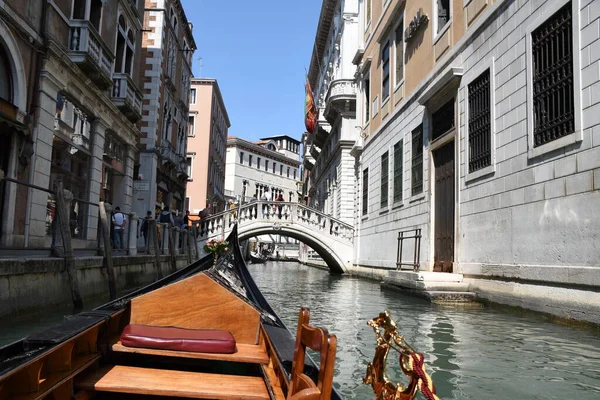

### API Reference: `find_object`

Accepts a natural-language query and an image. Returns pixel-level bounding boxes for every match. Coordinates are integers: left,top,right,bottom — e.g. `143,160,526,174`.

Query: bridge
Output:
196,202,354,273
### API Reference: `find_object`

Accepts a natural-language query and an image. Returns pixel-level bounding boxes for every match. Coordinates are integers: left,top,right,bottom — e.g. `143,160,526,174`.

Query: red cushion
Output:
120,324,236,354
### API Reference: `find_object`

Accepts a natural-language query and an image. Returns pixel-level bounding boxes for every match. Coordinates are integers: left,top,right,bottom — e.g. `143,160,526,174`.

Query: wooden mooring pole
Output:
150,220,163,280
99,202,117,300
52,180,83,310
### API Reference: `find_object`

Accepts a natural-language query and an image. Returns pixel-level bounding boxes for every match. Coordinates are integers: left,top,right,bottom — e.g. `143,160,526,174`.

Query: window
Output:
395,22,404,85
265,160,269,171
287,167,290,178
393,140,403,203
190,88,196,104
257,157,261,168
239,151,244,165
436,0,450,34
411,126,423,196
249,155,253,166
468,70,492,172
362,168,369,215
372,96,379,117
188,115,195,136
0,45,12,102
280,165,283,175
72,0,103,32
114,16,135,74
532,2,574,148
186,156,193,179
366,0,372,26
431,98,455,141
293,170,297,180
273,162,276,173
364,77,371,121
381,41,390,101
380,152,389,208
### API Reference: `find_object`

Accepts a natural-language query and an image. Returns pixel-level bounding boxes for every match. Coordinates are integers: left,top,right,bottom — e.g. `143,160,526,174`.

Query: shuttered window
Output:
411,125,423,196
382,41,391,100
381,152,389,208
393,140,403,203
362,168,369,216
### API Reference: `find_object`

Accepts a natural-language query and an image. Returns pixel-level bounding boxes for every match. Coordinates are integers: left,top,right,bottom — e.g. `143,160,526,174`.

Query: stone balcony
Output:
111,73,143,123
159,142,186,169
309,144,321,160
324,79,357,125
68,21,114,90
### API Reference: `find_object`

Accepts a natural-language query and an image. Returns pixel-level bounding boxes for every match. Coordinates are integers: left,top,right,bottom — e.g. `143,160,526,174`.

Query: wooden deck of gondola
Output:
76,365,270,399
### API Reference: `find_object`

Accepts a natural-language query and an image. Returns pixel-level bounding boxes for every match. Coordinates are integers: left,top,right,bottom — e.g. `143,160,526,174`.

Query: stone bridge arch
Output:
197,202,354,274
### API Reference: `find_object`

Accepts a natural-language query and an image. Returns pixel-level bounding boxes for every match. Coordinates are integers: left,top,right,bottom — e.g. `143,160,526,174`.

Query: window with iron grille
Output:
411,125,423,196
431,98,455,142
532,2,574,147
382,41,391,100
393,140,403,203
362,168,369,216
381,151,389,208
468,69,492,172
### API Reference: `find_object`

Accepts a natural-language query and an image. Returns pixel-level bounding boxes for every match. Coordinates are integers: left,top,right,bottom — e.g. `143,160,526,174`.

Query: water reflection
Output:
248,261,600,400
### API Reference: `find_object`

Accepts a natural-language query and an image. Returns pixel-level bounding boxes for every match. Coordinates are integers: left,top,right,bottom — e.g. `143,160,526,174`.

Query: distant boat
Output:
249,251,267,264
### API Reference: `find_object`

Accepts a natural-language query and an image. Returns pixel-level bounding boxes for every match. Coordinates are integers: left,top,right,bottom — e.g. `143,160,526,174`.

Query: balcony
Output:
112,73,143,123
159,142,185,168
68,21,114,90
309,144,321,160
324,79,357,125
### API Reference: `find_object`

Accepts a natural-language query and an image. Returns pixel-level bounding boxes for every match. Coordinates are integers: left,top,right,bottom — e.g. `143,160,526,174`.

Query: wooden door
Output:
433,141,455,272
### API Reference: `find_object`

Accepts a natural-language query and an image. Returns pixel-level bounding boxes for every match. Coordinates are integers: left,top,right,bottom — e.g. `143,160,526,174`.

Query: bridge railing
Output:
194,202,354,242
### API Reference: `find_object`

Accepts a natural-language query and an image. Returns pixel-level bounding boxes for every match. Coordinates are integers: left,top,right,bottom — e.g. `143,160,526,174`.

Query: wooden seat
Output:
112,340,270,364
76,365,270,399
287,307,337,400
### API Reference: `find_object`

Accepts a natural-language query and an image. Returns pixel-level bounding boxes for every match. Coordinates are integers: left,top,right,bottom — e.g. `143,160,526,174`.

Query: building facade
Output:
225,135,301,205
134,0,195,219
0,0,146,248
305,0,360,225
347,0,599,318
186,78,230,214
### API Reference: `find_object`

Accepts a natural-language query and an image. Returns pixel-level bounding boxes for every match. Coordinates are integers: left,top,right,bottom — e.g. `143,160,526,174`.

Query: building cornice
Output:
308,0,337,88
227,138,301,166
191,78,231,127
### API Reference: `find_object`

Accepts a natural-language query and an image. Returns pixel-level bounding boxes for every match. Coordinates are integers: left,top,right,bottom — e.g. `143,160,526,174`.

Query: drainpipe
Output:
23,0,48,247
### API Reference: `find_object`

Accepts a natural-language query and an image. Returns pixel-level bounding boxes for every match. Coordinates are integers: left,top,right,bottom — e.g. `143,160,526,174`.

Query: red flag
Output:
304,77,317,134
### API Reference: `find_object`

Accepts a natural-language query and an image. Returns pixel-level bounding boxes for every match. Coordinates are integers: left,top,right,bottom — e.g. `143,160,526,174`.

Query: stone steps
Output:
382,270,478,304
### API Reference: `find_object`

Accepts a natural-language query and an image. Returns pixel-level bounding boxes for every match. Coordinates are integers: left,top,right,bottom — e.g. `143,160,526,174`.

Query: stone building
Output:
225,135,301,204
347,0,599,321
133,0,195,218
186,78,230,214
0,0,146,248
305,0,359,225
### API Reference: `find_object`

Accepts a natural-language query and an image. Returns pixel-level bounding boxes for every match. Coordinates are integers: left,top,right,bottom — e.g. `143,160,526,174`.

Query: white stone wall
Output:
357,0,600,280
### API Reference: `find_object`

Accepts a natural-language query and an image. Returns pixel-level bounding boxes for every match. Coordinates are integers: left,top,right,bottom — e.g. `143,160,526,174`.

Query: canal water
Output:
248,261,600,400
1,261,599,399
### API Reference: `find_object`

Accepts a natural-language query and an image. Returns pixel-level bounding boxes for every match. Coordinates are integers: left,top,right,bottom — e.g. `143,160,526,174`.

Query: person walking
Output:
139,210,153,248
275,193,285,219
111,206,127,249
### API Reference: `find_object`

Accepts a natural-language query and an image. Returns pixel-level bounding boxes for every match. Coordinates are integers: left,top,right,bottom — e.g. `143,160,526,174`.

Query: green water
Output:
248,261,600,399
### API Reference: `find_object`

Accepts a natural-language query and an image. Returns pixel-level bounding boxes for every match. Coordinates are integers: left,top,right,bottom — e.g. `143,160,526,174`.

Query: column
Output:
25,72,60,247
86,120,108,242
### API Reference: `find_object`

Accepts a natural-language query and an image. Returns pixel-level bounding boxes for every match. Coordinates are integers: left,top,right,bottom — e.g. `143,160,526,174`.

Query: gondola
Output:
250,251,268,264
0,225,344,400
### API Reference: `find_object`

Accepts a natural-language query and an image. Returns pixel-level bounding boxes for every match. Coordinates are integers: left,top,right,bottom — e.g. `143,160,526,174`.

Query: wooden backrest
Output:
287,307,337,400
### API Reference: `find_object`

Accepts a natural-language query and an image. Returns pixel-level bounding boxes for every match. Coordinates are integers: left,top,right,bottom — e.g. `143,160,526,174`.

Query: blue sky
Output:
181,0,323,143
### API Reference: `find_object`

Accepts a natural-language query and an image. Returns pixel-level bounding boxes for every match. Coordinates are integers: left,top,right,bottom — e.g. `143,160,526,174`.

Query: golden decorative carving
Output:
363,310,439,400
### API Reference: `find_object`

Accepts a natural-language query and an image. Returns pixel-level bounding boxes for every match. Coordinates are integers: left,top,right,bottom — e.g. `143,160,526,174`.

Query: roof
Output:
227,137,301,166
258,135,301,144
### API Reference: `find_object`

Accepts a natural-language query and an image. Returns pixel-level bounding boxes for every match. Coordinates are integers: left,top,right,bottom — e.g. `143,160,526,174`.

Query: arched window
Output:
114,15,135,75
0,45,13,102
